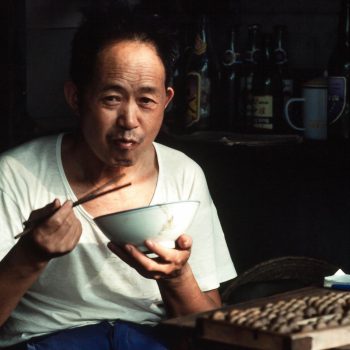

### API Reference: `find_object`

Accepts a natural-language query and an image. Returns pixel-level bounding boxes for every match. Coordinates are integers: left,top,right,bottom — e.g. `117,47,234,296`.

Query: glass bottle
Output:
219,25,244,132
243,24,263,131
251,33,283,132
273,25,294,132
183,14,212,132
328,0,350,140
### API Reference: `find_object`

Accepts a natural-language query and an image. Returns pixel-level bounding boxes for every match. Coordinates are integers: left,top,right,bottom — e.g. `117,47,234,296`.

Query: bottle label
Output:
253,95,273,129
185,72,210,128
328,76,346,124
185,72,201,127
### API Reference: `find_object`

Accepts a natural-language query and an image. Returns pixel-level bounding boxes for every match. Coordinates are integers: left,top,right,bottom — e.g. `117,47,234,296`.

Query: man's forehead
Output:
95,40,166,85
99,40,162,67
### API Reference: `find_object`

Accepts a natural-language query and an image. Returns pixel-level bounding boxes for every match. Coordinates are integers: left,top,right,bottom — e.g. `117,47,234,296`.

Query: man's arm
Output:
0,200,82,326
0,240,48,326
108,234,222,318
157,263,222,317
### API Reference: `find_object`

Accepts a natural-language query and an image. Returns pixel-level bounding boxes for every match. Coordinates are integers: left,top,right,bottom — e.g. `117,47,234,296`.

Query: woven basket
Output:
221,256,339,304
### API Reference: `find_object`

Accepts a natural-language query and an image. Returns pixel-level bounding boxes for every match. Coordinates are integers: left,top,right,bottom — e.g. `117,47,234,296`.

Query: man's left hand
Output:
107,234,192,280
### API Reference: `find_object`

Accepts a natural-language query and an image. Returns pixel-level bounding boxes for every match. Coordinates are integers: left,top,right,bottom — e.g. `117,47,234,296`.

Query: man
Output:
0,6,236,350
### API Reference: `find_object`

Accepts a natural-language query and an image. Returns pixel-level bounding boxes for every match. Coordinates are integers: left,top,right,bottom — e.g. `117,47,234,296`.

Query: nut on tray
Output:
209,290,350,334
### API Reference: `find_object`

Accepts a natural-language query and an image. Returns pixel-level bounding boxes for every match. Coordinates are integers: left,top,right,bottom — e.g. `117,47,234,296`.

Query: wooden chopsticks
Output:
15,174,131,239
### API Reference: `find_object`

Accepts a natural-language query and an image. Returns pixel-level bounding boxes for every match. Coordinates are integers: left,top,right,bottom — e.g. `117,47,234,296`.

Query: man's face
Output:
77,40,173,167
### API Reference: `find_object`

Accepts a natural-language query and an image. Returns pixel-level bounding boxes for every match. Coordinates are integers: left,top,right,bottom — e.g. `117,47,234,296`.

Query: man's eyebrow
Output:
101,84,124,92
138,86,159,94
100,85,159,94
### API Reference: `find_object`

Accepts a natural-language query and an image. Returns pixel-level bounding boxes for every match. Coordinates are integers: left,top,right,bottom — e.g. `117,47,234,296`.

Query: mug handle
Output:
284,98,305,131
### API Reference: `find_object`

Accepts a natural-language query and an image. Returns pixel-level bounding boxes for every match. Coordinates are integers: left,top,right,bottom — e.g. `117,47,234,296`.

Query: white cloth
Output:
0,133,236,346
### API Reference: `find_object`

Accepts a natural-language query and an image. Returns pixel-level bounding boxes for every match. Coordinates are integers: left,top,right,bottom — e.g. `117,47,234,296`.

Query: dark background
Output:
1,0,349,274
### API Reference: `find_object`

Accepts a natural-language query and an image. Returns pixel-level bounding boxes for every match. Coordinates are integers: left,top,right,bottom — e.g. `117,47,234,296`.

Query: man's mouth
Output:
112,138,138,150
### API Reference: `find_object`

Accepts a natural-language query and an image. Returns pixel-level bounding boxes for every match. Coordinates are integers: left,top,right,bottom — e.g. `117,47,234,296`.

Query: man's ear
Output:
165,87,175,109
64,81,80,116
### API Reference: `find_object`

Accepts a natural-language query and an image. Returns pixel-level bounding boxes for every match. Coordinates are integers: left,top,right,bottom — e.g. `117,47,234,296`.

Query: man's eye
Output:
139,97,155,106
103,96,121,105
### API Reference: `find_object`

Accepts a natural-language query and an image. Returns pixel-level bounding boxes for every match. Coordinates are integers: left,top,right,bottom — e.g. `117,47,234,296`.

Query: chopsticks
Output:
15,174,131,239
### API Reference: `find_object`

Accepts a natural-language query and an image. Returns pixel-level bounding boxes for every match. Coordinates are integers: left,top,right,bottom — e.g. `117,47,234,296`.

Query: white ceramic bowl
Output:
94,200,200,252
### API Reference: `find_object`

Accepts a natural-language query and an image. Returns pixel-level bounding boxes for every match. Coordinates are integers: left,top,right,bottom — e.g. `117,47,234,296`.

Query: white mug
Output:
284,78,328,140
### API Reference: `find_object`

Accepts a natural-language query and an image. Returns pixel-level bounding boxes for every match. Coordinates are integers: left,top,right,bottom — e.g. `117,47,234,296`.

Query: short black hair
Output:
69,3,178,94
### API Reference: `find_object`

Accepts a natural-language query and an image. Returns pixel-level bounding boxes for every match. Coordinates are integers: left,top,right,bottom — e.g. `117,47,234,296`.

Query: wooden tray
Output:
196,287,350,350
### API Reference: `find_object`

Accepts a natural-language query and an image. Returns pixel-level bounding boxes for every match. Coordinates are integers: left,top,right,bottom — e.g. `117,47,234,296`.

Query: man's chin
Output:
110,158,134,167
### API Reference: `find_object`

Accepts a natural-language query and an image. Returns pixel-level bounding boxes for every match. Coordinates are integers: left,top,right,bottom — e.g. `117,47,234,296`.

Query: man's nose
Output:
117,102,139,130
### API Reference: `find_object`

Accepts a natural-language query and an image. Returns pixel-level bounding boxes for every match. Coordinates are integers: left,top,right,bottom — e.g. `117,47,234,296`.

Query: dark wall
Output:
158,135,350,275
0,0,26,150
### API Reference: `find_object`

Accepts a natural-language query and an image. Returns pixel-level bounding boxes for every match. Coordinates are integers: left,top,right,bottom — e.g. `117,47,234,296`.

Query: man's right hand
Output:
20,199,82,262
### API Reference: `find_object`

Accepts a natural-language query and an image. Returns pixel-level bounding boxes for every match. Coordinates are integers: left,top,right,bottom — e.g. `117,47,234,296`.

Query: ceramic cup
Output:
284,78,328,140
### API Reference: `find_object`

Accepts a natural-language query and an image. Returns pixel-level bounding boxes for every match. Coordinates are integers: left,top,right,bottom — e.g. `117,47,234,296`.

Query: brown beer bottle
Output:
251,33,283,132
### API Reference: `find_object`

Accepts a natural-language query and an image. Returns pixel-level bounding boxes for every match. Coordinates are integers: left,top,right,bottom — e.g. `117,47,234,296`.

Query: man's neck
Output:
60,133,159,215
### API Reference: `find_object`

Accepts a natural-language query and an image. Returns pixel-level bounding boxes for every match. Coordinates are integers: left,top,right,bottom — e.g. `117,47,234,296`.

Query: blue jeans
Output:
3,320,169,350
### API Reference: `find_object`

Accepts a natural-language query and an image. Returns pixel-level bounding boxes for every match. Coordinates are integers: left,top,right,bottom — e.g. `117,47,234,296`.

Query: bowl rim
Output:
93,200,200,220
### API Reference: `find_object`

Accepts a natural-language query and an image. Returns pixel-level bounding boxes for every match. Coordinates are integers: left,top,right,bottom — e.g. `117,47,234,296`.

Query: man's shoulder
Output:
154,142,206,186
154,142,199,168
